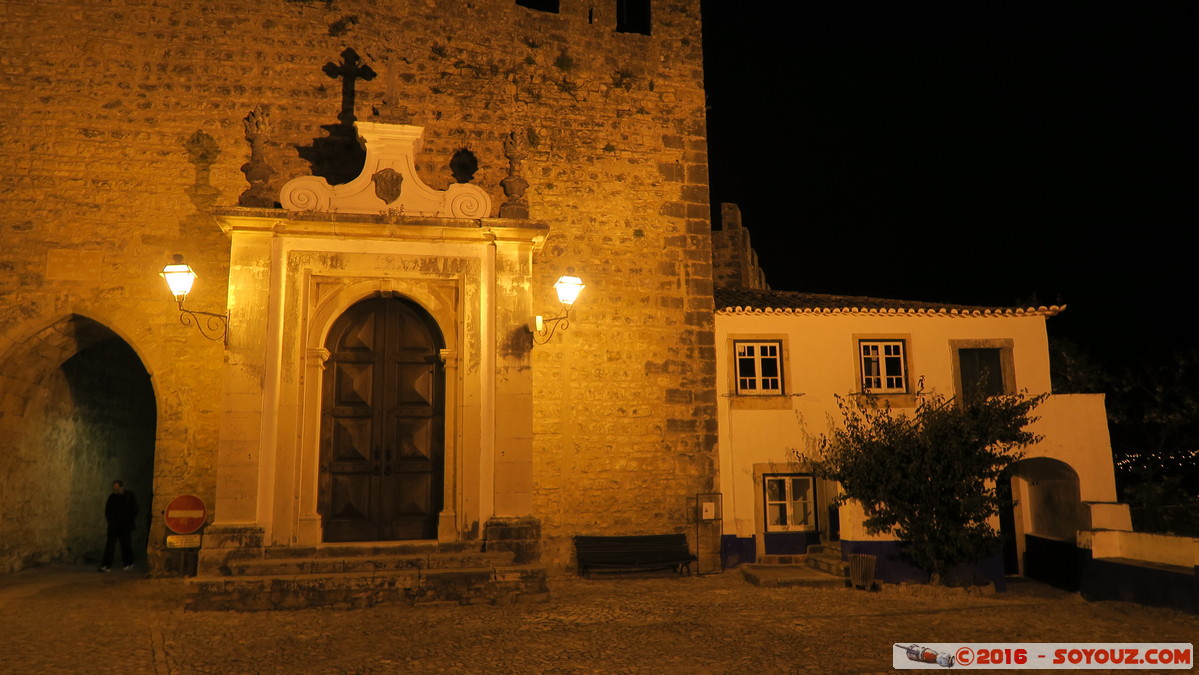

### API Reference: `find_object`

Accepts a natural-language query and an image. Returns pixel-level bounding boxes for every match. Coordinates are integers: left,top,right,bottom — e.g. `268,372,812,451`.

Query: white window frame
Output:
859,339,907,394
734,340,783,395
763,474,815,532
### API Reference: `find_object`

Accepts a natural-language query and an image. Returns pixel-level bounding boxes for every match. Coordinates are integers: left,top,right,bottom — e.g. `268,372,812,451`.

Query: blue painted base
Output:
831,535,1199,613
1081,558,1199,614
1024,534,1199,614
763,531,820,555
721,535,755,569
840,540,1006,591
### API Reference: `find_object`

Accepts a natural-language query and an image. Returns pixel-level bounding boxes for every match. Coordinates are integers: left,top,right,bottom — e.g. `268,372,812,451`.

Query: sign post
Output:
164,495,207,576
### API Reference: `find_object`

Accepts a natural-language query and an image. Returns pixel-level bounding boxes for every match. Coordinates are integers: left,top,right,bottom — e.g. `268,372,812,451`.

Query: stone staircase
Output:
186,541,548,611
803,543,850,577
739,541,849,588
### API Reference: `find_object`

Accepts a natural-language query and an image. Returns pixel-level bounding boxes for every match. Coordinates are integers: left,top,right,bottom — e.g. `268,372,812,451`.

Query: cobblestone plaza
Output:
3,567,1194,674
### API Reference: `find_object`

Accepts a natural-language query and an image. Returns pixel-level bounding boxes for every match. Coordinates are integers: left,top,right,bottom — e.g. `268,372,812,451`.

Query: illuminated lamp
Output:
160,254,229,344
533,275,585,344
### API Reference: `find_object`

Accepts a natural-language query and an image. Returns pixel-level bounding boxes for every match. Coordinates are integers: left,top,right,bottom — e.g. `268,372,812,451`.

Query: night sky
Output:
700,1,1191,359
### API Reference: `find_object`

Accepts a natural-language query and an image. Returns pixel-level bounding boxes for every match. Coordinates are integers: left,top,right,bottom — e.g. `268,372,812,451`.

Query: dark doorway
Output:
60,335,157,565
319,296,446,542
0,317,156,573
998,469,1019,575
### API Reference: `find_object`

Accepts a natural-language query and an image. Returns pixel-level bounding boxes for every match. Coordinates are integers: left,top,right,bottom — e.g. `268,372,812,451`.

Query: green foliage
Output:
814,386,1045,581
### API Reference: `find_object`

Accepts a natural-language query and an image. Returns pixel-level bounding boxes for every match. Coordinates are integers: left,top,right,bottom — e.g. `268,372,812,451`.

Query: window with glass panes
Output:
764,474,814,531
734,341,782,395
860,340,907,393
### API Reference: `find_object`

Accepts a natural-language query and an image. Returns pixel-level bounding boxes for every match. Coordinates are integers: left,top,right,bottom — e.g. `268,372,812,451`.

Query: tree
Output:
813,385,1045,583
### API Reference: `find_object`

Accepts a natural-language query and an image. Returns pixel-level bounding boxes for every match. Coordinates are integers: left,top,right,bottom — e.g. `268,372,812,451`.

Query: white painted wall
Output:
715,309,1121,547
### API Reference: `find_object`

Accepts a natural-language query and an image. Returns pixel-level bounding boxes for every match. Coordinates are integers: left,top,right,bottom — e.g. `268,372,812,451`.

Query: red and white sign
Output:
164,494,207,534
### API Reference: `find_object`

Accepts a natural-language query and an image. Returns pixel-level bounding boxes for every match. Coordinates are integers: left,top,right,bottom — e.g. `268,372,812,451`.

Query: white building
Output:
714,287,1132,587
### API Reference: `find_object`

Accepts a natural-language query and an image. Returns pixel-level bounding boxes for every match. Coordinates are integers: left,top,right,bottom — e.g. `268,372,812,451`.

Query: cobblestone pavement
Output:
1,566,1194,674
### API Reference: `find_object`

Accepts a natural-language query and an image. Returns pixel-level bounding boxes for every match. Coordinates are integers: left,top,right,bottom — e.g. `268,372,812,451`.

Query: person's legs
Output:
101,532,116,570
118,530,134,568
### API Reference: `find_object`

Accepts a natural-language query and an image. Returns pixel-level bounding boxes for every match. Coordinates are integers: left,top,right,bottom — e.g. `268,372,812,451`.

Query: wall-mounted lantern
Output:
533,275,584,344
160,254,229,345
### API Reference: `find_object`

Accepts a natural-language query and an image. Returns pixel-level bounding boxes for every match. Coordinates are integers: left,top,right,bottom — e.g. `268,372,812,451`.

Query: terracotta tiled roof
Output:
714,288,1064,317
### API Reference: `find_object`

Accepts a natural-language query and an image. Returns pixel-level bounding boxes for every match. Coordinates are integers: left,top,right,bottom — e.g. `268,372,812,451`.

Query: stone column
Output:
438,347,460,542
197,228,273,573
484,237,540,562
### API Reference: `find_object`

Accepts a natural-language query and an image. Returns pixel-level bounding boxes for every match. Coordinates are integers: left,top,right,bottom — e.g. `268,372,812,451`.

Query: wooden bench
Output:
573,534,697,577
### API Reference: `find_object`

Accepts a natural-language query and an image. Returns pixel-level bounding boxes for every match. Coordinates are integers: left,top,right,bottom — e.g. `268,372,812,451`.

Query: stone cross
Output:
375,64,414,125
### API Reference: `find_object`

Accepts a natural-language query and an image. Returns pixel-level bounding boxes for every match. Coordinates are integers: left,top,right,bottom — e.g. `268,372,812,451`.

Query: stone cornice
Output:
213,208,549,250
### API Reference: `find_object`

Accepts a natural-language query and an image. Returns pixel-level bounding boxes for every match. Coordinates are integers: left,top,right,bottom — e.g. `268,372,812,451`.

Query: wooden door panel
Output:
319,296,444,542
325,472,375,541
330,418,372,463
339,312,376,351
392,416,432,459
379,473,434,540
332,361,374,407
396,363,435,405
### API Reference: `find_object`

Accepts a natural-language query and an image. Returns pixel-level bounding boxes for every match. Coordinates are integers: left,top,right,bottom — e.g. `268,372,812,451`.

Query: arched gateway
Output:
319,296,446,541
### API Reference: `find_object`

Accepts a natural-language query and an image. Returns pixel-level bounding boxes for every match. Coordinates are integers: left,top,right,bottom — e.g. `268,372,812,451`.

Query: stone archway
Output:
1014,457,1084,540
0,315,157,573
1004,457,1084,586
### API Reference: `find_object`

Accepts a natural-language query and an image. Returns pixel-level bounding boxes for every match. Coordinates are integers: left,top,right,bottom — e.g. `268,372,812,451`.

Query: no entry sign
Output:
164,494,207,534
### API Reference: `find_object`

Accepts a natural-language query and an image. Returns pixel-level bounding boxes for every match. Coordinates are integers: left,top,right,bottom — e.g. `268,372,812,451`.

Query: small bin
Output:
848,553,876,590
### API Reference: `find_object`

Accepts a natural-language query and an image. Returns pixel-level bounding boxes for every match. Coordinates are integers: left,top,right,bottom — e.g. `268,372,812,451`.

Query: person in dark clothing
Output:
100,480,138,572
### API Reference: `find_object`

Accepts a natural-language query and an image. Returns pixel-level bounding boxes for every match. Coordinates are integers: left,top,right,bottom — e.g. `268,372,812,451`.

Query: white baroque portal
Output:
280,122,492,219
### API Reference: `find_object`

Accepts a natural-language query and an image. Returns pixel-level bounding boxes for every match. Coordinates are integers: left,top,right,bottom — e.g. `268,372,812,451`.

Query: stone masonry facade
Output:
0,0,715,572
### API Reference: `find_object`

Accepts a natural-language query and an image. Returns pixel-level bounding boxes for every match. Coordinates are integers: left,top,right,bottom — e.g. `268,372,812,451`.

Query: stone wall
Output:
0,0,716,571
711,203,768,290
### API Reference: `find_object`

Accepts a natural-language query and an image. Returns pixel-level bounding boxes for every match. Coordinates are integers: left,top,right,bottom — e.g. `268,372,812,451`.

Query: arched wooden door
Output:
319,296,445,542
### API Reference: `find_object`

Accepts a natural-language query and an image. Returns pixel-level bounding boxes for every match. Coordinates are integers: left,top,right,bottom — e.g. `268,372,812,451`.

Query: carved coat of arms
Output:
371,168,404,204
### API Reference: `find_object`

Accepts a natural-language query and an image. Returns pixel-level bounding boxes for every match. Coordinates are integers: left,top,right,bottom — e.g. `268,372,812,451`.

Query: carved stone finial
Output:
243,104,271,138
499,129,530,219
239,105,276,208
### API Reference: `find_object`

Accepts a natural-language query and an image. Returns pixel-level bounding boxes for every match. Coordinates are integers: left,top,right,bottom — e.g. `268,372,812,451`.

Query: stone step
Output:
740,564,847,589
229,550,516,576
261,540,482,559
756,554,805,565
186,563,549,611
806,553,849,577
805,542,842,556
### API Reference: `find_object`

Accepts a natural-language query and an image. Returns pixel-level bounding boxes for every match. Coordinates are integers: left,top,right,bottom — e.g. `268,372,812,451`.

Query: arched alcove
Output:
1013,457,1083,541
0,315,156,573
1003,456,1086,587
